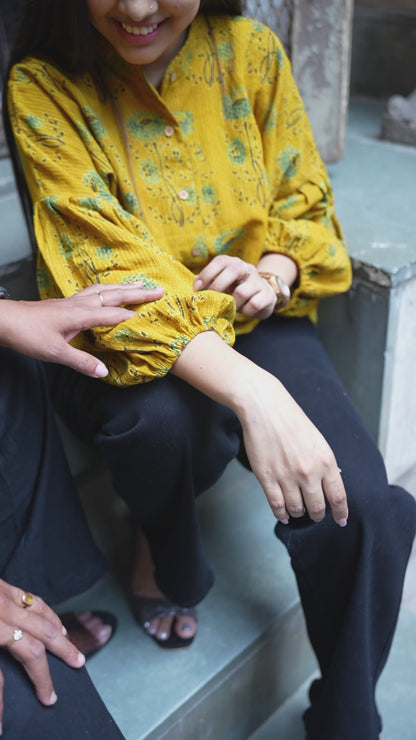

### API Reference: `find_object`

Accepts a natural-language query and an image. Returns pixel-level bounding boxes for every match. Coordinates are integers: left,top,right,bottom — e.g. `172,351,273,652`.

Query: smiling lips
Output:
121,21,159,37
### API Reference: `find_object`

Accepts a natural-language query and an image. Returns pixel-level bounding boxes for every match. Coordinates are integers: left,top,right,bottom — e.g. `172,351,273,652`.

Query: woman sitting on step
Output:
4,0,415,737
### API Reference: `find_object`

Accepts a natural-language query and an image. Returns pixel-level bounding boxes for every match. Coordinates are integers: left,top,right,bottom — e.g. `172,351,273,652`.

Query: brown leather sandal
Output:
60,610,117,660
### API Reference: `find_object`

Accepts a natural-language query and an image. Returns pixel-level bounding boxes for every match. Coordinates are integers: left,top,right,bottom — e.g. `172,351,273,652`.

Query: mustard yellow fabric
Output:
8,14,352,386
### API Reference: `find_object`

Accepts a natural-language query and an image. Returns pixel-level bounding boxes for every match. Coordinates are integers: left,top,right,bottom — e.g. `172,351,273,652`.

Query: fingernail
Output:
0,721,3,735
193,279,203,290
129,281,143,287
280,518,289,525
77,652,86,667
61,625,67,636
337,517,348,527
94,362,109,378
49,691,58,705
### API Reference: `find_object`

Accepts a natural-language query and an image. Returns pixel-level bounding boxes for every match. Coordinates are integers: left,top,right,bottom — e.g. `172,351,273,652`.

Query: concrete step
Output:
57,460,317,740
248,605,416,740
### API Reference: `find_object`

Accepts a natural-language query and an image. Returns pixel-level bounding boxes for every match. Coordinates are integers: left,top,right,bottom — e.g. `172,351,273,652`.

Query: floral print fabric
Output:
8,15,351,385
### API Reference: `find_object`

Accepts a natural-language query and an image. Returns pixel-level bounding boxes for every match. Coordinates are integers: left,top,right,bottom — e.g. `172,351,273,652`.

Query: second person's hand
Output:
0,282,164,378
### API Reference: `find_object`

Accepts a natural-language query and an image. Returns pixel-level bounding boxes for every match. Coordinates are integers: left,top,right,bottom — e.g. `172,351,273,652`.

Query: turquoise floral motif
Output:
78,196,102,212
122,274,160,288
169,335,189,355
218,42,233,61
74,120,92,147
126,112,166,140
112,326,141,342
201,185,216,205
96,245,114,260
44,196,60,215
139,158,159,184
14,66,28,82
222,89,251,120
123,192,140,214
82,107,107,141
277,146,301,179
184,187,197,205
36,266,51,291
263,105,277,134
176,111,194,137
277,194,298,211
182,51,193,73
202,317,218,331
213,227,245,254
58,233,75,260
276,48,285,70
24,115,44,132
227,138,246,165
249,20,265,34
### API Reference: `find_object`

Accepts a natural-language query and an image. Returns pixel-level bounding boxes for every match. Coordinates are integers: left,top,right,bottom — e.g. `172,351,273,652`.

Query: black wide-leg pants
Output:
48,316,416,740
0,348,123,739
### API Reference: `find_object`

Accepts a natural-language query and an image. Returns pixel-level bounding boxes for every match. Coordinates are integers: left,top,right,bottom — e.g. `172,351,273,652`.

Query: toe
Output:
175,614,197,639
145,617,160,637
94,624,112,645
155,615,174,642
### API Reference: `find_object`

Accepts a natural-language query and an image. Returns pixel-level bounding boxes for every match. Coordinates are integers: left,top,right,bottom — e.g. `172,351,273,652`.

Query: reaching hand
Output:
0,282,164,377
0,579,86,725
194,255,277,319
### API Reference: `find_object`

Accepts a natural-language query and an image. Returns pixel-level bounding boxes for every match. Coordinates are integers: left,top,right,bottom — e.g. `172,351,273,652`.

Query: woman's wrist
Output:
256,253,299,288
171,330,271,414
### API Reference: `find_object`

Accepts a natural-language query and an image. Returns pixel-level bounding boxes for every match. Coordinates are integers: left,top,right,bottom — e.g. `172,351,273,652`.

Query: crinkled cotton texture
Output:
8,14,352,386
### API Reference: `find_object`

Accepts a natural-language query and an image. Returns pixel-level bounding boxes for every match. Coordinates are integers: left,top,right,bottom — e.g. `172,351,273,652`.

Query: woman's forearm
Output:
171,330,348,527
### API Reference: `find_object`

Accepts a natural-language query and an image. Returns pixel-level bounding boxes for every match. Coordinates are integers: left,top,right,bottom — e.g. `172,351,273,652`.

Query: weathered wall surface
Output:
291,0,354,163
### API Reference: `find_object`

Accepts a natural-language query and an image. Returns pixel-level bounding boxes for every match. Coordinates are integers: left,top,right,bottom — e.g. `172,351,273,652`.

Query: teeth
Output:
122,23,158,36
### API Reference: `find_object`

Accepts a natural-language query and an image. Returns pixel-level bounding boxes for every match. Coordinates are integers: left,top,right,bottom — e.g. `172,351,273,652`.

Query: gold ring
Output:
96,290,104,306
4,628,23,648
21,592,34,608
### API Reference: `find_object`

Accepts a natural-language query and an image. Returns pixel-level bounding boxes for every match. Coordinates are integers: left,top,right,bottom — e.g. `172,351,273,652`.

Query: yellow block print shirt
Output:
8,14,352,386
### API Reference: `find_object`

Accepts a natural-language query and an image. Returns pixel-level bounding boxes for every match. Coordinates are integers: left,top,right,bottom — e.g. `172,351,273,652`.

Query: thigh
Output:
48,362,240,496
0,349,107,604
0,651,123,739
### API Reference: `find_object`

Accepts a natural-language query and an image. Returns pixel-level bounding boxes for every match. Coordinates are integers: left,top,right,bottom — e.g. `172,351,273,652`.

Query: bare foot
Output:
131,527,197,644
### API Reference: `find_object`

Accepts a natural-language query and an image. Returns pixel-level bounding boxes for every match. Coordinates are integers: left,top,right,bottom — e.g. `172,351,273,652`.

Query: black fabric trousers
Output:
0,348,123,739
48,316,416,740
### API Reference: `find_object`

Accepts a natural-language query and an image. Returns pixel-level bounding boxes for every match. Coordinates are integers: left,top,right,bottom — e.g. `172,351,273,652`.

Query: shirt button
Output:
178,189,189,200
170,72,177,82
164,125,174,137
191,247,201,256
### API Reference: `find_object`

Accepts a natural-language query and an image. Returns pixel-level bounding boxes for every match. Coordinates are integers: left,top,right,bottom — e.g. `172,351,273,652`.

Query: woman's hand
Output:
194,255,277,319
171,331,348,526
0,579,86,725
237,369,348,525
0,282,164,378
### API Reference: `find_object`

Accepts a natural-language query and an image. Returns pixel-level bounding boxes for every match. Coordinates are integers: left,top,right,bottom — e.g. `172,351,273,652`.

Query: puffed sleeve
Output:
7,58,236,385
245,21,352,319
